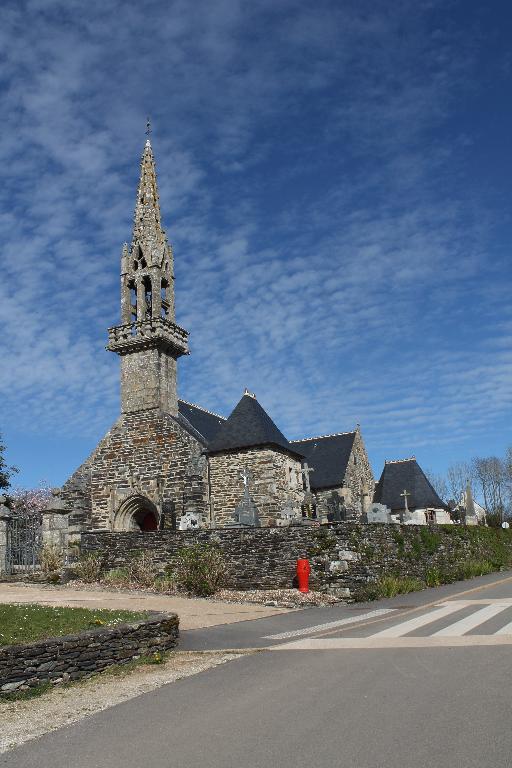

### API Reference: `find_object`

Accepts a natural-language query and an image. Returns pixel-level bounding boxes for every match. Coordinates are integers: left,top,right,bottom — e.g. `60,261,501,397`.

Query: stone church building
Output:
62,139,374,534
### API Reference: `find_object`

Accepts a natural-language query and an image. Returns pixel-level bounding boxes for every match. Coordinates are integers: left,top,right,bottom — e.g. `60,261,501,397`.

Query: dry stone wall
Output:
82,524,512,596
0,613,179,694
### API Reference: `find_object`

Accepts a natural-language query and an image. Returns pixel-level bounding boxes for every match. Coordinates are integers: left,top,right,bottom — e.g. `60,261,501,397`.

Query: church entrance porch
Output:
113,494,160,532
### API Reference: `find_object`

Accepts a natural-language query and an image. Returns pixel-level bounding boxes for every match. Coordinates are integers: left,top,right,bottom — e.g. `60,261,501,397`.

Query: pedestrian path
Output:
272,599,512,650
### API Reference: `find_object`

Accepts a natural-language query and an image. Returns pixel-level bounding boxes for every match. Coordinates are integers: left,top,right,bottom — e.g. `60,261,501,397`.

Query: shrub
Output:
127,551,159,587
356,575,425,602
171,544,227,596
102,568,130,587
455,560,494,580
425,567,443,587
40,544,64,576
153,574,176,593
73,553,102,583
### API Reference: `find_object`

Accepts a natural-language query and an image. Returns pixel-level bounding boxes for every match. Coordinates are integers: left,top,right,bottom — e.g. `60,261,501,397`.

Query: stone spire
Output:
132,139,166,265
106,137,189,416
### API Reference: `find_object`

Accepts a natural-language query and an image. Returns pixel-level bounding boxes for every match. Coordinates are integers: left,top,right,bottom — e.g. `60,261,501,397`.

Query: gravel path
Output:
0,583,292,629
0,651,245,754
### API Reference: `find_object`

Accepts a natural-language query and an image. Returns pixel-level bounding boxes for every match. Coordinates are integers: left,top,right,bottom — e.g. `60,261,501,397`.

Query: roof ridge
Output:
178,399,226,420
291,430,356,442
384,456,416,464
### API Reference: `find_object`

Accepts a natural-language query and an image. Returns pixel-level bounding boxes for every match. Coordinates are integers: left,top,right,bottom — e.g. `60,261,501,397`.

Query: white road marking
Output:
494,621,512,635
273,635,512,650
434,604,510,637
371,602,467,638
263,608,396,640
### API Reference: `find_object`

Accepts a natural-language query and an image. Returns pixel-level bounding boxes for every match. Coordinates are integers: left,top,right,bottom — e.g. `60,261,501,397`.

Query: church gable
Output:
86,410,207,531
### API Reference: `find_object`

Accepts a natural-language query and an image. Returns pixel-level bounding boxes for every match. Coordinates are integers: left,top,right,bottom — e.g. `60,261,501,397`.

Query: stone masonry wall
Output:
82,524,512,596
88,410,207,529
209,447,303,527
311,431,375,523
341,429,375,516
120,348,178,415
0,613,179,694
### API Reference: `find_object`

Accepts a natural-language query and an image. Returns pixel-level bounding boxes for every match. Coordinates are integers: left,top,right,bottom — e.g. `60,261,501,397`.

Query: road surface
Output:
3,571,512,768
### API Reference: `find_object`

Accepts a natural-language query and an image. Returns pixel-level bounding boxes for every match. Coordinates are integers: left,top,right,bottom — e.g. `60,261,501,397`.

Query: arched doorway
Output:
113,494,160,532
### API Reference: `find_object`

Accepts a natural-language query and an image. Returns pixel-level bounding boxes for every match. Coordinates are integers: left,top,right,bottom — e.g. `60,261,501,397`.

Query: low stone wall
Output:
0,613,179,694
81,524,512,596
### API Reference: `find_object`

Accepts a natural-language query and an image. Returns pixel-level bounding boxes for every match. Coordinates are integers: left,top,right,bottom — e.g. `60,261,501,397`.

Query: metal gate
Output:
6,512,42,574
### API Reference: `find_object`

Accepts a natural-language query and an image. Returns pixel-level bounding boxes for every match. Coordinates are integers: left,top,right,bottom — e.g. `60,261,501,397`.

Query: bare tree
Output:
446,461,474,504
473,456,506,525
424,469,449,502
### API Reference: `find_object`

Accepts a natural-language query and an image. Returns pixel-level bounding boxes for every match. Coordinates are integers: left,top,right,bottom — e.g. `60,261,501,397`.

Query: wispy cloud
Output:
0,0,510,485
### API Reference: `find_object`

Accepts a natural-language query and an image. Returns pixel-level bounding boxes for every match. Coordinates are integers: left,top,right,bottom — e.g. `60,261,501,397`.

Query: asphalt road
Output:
4,572,512,768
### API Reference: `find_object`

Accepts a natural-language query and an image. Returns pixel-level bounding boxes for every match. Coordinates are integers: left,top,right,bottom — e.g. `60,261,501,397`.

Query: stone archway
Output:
113,494,160,532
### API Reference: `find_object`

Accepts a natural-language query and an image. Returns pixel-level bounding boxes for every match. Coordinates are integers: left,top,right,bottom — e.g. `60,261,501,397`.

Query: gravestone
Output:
276,498,301,527
326,492,347,523
230,486,261,528
178,511,201,530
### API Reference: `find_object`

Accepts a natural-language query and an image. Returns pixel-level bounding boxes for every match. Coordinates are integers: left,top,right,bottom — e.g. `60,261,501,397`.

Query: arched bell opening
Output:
113,494,160,532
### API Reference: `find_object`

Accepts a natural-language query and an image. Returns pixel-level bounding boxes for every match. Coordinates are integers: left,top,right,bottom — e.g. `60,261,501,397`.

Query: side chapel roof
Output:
290,432,357,490
207,392,303,457
373,458,447,511
177,400,225,443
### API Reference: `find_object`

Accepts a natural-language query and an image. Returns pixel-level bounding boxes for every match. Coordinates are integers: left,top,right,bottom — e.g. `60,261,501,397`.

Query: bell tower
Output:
107,137,189,415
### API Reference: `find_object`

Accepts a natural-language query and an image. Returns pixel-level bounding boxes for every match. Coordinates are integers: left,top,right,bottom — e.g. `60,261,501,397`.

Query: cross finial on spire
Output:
145,117,151,137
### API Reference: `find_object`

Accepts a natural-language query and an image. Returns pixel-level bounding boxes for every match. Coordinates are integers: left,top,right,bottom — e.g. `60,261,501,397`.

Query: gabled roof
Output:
177,400,225,444
207,392,302,456
290,432,356,490
373,458,447,511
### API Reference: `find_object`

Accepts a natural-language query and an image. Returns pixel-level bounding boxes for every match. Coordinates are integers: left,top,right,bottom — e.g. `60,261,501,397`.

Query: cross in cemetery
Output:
240,466,253,491
400,489,411,513
297,462,315,493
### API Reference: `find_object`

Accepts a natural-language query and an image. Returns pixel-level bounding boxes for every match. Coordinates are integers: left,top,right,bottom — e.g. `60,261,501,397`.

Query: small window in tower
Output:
353,455,358,466
133,261,138,270
143,276,152,318
128,280,137,322
140,257,147,269
161,279,169,318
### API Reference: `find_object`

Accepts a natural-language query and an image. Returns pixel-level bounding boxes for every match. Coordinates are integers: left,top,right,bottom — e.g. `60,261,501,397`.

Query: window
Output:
142,276,152,318
128,280,137,321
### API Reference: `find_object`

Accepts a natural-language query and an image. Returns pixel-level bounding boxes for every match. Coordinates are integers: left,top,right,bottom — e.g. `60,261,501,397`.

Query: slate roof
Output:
177,400,225,444
373,458,447,511
290,432,357,490
207,393,303,456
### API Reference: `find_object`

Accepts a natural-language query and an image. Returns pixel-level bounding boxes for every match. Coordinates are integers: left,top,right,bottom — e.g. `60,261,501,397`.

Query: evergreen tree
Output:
0,431,18,491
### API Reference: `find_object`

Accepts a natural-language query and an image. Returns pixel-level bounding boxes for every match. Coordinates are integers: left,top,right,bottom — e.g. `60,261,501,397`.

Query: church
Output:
61,138,375,536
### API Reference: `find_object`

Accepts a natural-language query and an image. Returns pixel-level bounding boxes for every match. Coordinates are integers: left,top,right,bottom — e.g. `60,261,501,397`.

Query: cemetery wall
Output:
81,524,512,596
0,613,179,694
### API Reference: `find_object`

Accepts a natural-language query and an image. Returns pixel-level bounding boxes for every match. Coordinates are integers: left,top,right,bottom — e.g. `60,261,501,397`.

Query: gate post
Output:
42,489,71,558
0,496,12,576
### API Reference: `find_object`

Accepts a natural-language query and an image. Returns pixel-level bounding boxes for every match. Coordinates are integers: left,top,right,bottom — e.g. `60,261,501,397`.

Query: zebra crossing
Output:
273,599,512,650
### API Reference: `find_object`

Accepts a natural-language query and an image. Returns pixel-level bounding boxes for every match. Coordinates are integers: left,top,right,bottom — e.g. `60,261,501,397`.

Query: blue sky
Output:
1,0,511,489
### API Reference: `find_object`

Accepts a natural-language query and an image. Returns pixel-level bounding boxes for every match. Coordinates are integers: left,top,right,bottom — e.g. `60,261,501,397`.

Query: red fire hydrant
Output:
296,558,311,593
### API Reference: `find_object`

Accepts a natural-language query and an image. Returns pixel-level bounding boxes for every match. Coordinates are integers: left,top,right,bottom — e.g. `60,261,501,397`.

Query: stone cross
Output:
400,489,411,513
297,463,315,493
240,466,253,490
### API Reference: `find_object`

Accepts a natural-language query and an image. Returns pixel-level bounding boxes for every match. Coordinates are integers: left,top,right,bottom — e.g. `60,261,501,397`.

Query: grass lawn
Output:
0,603,149,646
